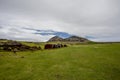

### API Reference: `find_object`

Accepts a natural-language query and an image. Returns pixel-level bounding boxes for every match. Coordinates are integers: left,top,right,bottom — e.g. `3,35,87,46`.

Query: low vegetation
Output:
0,42,120,80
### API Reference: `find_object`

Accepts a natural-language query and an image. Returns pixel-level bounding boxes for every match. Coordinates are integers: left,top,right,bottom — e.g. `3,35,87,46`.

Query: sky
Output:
0,0,120,42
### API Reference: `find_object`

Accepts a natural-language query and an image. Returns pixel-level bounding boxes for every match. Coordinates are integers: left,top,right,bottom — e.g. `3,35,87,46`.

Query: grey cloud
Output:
0,0,120,41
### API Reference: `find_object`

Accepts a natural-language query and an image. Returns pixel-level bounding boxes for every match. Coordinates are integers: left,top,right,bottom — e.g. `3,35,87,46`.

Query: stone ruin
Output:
0,41,41,52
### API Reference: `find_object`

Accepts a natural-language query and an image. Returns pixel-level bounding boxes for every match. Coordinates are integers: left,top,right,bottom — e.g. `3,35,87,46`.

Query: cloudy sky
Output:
0,0,120,42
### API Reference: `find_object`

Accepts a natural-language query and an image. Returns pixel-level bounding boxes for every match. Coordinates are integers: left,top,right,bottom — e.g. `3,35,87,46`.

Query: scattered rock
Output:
20,56,24,58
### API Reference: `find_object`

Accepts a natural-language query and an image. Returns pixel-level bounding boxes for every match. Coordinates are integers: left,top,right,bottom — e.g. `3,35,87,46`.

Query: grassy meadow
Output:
0,43,120,80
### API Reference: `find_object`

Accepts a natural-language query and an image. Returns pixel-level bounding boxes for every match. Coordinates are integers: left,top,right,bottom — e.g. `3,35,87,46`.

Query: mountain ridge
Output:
48,35,89,42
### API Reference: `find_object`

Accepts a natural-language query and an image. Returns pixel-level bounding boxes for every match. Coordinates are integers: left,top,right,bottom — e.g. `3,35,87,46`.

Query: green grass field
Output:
0,43,120,80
